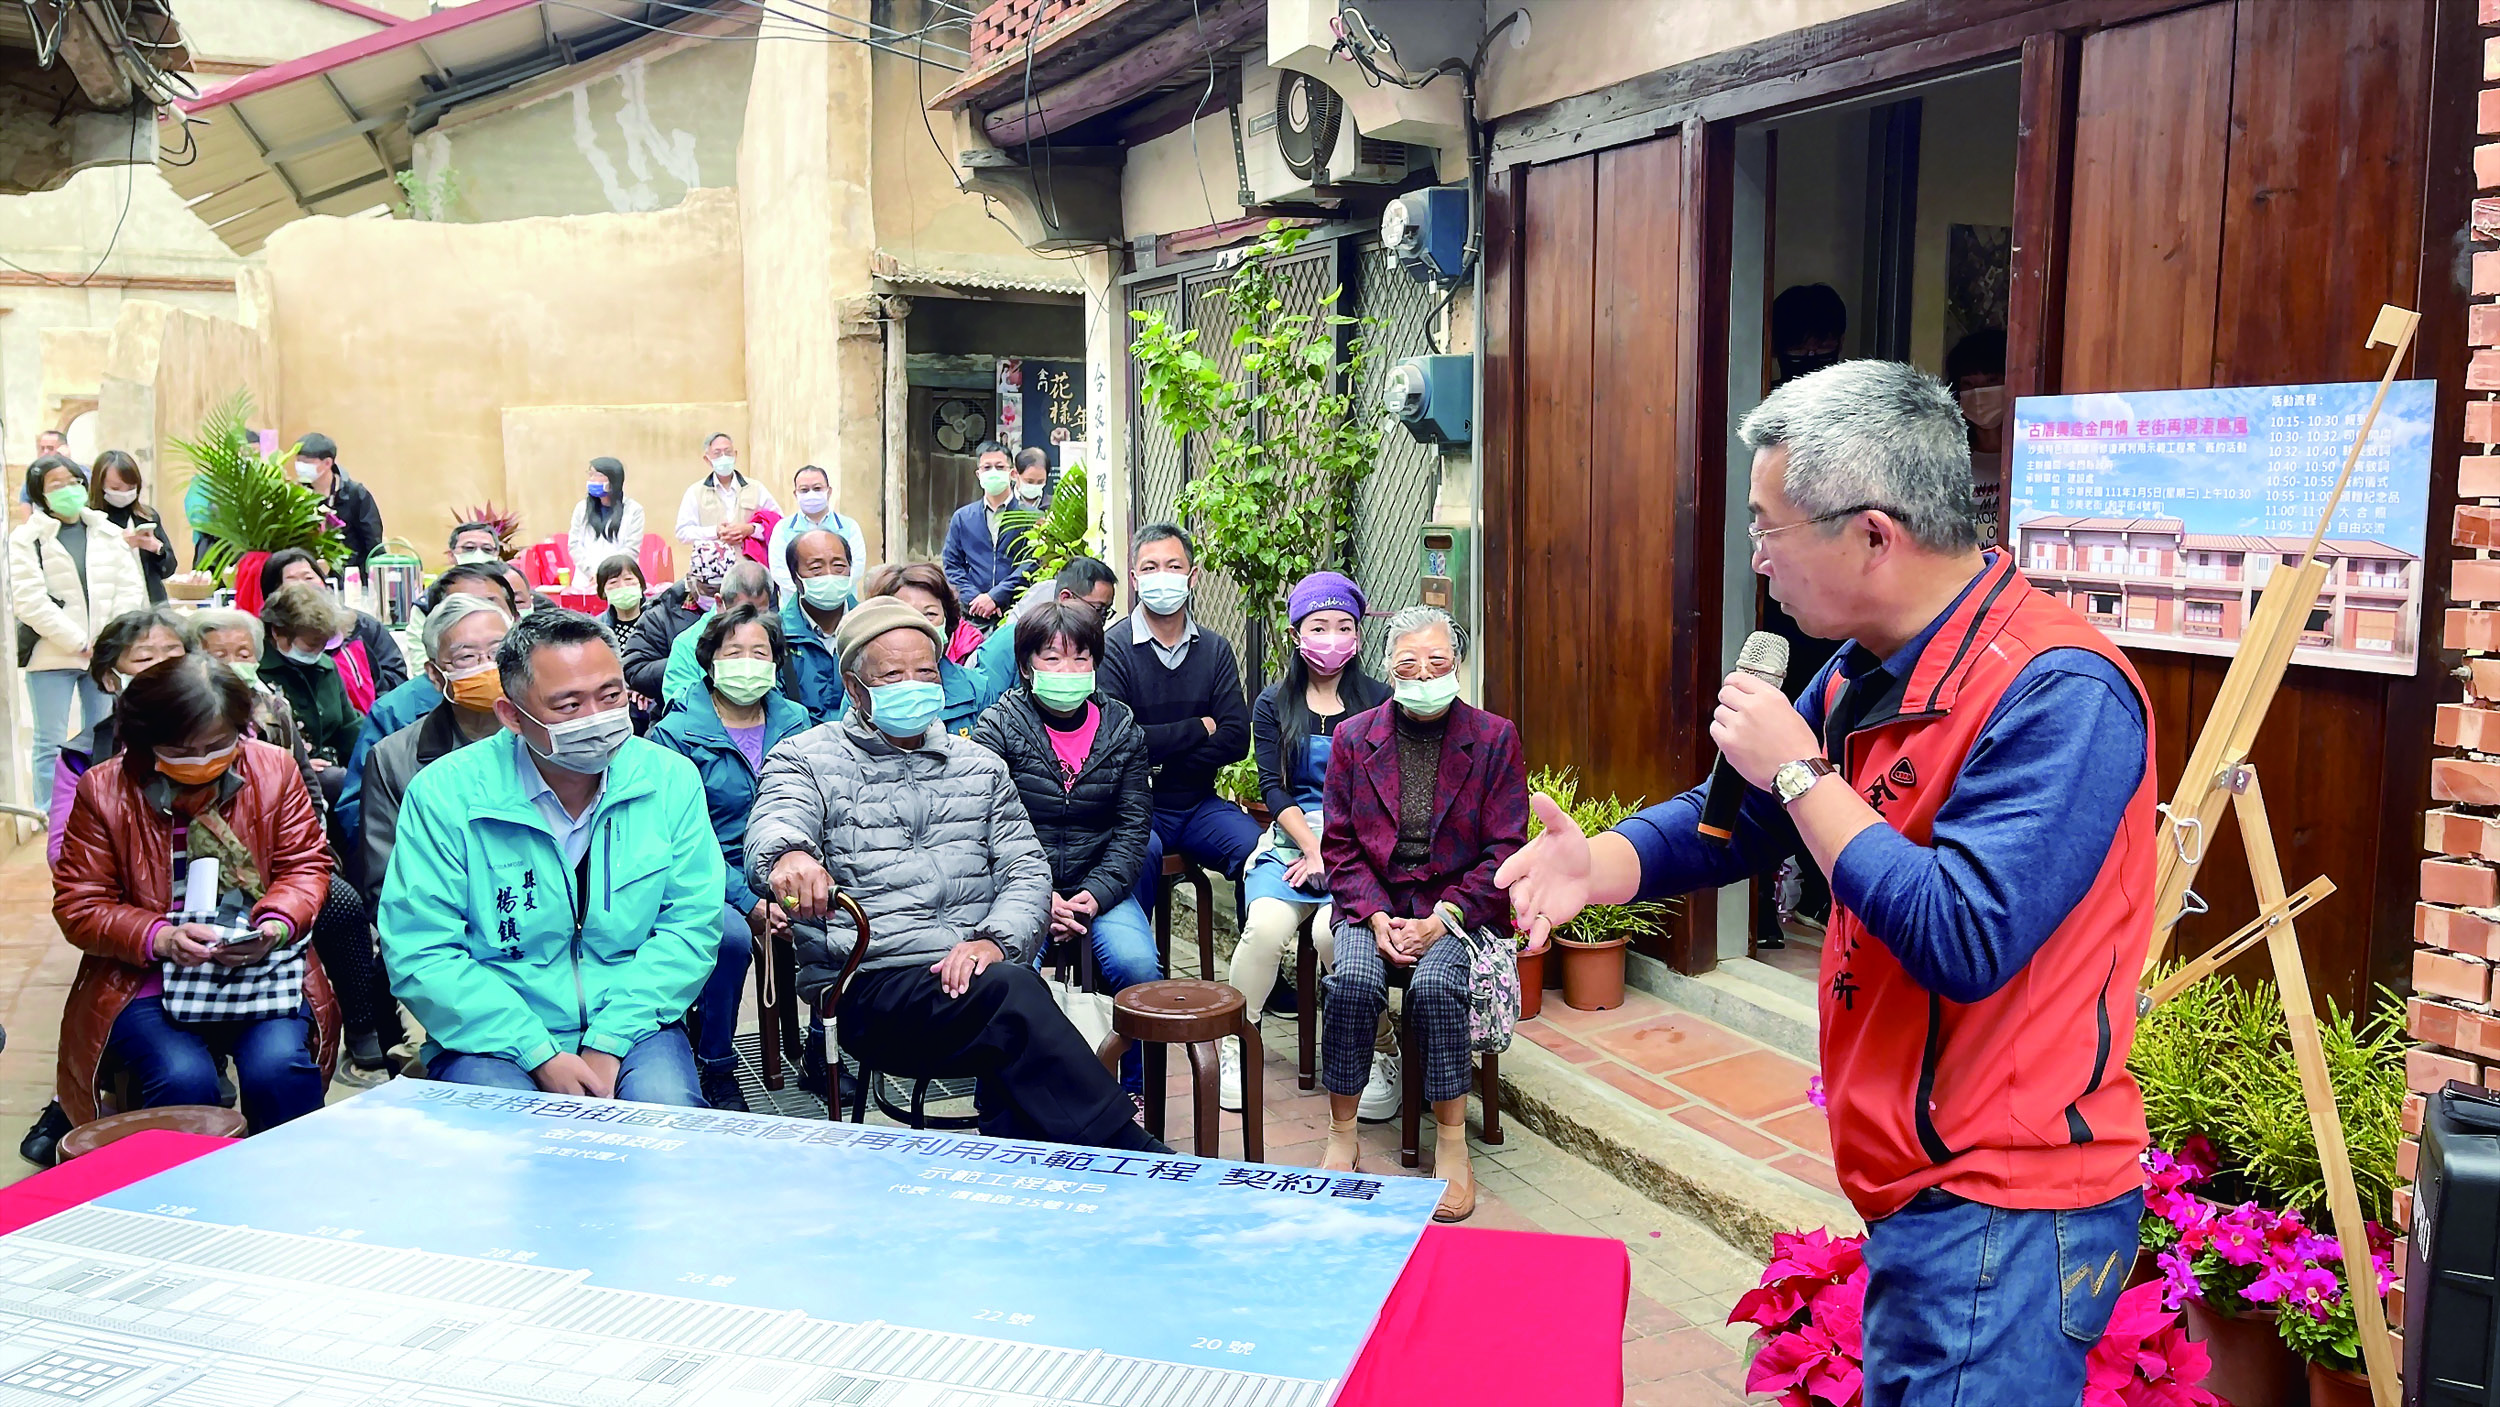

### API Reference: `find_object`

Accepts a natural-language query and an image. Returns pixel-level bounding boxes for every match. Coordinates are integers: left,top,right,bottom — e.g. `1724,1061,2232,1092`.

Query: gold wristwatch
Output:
1772,757,1836,807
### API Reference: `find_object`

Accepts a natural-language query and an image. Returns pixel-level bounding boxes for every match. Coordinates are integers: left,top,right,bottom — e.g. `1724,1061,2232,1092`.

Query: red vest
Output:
1818,556,2155,1220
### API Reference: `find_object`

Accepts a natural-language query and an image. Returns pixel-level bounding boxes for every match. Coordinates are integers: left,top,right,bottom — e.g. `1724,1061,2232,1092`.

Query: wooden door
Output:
2049,0,2440,1015
1485,129,1726,970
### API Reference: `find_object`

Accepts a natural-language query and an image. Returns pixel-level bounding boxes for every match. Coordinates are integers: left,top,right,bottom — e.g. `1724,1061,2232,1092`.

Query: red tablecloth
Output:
0,1132,1627,1405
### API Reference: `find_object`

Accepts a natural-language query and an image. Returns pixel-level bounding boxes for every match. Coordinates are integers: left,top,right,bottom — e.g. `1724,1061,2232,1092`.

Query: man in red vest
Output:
1500,359,2155,1406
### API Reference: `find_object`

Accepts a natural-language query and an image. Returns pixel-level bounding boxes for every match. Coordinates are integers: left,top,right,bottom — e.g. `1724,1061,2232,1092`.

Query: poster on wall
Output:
2007,380,2435,676
994,356,1025,453
1024,359,1086,473
0,1080,1441,1405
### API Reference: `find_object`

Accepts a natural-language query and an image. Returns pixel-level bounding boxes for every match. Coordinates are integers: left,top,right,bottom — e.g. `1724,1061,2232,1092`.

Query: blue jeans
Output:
27,668,109,809
433,1027,705,1108
1133,796,1264,914
1861,1187,2143,1406
693,902,759,1077
104,995,323,1134
1087,897,1161,990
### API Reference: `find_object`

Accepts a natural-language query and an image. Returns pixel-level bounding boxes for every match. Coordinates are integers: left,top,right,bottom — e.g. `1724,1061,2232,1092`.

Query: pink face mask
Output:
1298,634,1361,674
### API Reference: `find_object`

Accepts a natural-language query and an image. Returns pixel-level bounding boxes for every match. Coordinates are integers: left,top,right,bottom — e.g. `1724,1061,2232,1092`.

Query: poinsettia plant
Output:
1731,1225,2222,1407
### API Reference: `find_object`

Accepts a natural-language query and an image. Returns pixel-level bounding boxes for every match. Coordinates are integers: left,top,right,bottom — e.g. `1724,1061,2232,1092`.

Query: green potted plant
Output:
1000,469,1093,588
1526,767,1670,1011
1215,757,1270,830
175,392,350,583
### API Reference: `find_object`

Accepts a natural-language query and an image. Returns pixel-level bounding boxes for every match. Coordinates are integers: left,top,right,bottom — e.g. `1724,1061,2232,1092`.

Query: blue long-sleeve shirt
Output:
1618,568,2146,1005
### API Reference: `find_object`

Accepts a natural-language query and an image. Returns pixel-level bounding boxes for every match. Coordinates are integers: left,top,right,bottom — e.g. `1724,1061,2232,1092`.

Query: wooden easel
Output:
2141,304,2417,1406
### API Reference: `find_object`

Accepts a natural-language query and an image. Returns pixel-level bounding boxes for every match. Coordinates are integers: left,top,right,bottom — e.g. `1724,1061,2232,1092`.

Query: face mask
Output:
517,703,632,775
865,679,945,737
156,741,238,787
605,582,643,612
441,661,504,711
1137,571,1191,616
455,548,497,566
43,486,86,520
800,574,852,609
111,670,136,694
103,486,138,509
796,488,830,517
1394,672,1462,717
711,455,737,479
1299,634,1361,674
1960,384,2008,431
978,468,1011,498
224,659,260,686
279,644,324,666
586,481,607,500
713,657,777,706
1776,351,1839,382
293,460,322,485
1030,668,1095,711
1015,480,1044,503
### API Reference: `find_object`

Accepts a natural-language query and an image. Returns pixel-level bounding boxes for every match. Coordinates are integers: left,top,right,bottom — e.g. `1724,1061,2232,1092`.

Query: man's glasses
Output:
1746,503,1895,544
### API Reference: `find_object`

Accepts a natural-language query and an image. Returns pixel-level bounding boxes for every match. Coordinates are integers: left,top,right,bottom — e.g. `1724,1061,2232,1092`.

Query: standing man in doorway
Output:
1096,524,1257,916
674,432,777,582
295,432,386,566
943,441,1025,627
1499,360,2154,1407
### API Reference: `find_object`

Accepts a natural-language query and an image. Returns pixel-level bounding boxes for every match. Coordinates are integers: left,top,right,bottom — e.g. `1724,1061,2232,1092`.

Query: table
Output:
0,1130,1628,1405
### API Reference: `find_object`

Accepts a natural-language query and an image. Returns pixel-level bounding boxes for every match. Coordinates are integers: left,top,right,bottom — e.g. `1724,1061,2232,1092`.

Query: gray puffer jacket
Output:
745,714,1051,1002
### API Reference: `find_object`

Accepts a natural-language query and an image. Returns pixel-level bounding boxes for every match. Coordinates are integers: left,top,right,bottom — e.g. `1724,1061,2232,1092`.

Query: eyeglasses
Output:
1746,503,1893,544
1389,655,1456,681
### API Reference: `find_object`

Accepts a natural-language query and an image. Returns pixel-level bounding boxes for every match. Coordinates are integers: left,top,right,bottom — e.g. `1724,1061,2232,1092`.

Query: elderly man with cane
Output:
1499,360,2158,1406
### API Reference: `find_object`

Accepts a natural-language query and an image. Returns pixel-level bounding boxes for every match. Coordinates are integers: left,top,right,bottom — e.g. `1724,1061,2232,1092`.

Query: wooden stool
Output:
60,1105,245,1161
1113,979,1262,1160
1153,854,1215,980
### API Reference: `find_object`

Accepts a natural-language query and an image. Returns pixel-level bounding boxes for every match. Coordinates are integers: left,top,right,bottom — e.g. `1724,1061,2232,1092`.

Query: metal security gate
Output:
1124,233,1447,684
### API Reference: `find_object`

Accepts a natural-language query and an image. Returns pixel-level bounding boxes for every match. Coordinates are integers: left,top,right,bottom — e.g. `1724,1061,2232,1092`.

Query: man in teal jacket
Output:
379,610,719,1105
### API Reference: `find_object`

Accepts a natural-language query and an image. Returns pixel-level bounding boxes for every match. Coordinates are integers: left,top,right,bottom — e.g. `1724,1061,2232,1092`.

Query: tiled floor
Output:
0,838,1771,1399
1521,983,1840,1199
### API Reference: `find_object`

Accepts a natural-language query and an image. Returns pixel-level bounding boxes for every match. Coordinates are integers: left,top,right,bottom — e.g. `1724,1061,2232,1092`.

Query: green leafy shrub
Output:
1526,766,1673,947
176,392,349,582
1001,470,1091,586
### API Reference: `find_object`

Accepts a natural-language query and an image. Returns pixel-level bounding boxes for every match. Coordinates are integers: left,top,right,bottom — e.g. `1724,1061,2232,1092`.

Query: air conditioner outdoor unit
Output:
1241,57,1417,206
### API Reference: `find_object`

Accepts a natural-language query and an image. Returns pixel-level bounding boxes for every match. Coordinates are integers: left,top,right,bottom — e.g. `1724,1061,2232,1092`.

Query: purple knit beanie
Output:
1287,570,1366,626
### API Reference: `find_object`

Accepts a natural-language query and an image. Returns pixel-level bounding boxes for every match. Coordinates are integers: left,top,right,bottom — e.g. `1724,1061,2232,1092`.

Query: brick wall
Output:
967,0,1114,71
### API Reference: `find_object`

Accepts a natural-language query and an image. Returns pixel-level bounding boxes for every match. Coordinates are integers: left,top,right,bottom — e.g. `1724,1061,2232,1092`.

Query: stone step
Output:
1625,951,1819,1063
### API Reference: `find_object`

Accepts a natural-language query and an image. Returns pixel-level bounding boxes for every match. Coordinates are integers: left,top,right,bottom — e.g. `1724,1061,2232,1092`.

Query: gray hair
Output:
1737,359,1979,554
496,608,618,703
422,591,513,662
1383,604,1466,660
183,607,263,656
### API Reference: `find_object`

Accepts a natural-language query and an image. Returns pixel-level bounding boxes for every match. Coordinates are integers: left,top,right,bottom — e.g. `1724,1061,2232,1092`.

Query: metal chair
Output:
752,890,983,1127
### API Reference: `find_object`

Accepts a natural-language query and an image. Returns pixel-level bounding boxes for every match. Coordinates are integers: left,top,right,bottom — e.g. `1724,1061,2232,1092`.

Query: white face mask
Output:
796,488,830,517
103,486,138,508
1015,480,1044,503
1137,571,1191,617
711,454,737,479
294,460,322,485
517,703,633,775
1960,384,2007,432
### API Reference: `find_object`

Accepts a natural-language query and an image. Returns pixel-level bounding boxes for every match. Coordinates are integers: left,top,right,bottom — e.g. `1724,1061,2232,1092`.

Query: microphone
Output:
1698,631,1792,845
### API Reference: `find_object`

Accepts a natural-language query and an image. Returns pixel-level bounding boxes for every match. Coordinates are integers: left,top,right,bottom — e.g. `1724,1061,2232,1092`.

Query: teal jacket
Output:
377,731,720,1071
778,595,847,722
970,621,1019,703
646,686,810,912
660,611,715,708
941,656,1000,738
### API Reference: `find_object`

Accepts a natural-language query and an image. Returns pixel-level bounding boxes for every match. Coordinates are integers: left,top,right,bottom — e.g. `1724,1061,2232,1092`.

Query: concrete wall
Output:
499,401,748,577
870,0,1063,288
1476,0,1898,120
175,0,394,69
264,190,747,564
90,283,281,553
412,39,755,223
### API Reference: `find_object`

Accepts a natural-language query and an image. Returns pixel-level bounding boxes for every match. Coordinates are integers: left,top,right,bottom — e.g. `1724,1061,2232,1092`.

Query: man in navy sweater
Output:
1098,524,1258,915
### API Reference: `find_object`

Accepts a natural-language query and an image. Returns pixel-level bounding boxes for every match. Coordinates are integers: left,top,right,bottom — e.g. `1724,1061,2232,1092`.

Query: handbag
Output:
1455,921,1522,1056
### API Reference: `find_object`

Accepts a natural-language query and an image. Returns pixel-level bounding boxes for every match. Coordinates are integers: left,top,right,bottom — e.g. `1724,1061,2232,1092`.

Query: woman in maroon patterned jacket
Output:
1317,606,1535,1222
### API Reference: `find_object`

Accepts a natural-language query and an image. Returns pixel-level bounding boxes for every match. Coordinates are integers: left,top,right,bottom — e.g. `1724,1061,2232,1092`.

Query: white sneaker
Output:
1357,1050,1401,1123
1218,1037,1245,1112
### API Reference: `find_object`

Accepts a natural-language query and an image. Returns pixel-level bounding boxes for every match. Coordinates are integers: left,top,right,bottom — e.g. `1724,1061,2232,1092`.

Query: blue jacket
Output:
778,595,847,722
376,732,719,1070
647,686,811,912
941,657,1000,738
941,497,1032,609
339,675,442,838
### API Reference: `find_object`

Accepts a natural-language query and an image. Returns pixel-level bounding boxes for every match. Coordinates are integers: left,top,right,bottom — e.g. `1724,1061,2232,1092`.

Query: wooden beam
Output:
0,271,234,293
982,0,1262,148
2003,30,2079,538
1115,63,1239,146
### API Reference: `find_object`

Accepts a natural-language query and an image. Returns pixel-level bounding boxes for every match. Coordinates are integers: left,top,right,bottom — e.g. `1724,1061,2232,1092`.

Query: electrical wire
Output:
1183,0,1220,226
0,107,141,287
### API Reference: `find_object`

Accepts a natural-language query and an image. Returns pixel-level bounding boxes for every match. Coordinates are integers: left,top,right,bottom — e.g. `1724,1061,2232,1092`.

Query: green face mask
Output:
225,659,260,686
1029,667,1095,712
44,486,86,520
713,657,777,706
978,468,1011,498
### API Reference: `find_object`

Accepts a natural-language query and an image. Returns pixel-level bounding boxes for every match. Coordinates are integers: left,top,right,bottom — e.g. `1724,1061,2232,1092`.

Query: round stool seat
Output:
59,1105,246,1161
1114,979,1244,1045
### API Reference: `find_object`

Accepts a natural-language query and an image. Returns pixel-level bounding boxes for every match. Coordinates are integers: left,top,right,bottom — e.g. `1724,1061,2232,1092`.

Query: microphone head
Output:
1736,629,1790,684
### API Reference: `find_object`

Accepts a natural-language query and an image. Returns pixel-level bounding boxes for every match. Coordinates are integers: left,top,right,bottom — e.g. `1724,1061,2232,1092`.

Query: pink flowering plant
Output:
1728,1228,2220,1406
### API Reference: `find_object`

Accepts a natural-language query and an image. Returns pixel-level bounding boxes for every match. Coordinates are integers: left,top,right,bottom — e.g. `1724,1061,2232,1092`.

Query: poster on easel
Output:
2006,380,2435,676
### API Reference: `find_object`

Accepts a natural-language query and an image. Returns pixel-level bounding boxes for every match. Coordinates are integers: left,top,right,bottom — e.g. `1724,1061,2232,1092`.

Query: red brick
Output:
2477,351,2500,393
2412,996,2465,1048
2396,1185,2414,1231
2440,706,2500,754
2472,399,2500,446
2412,1045,2481,1094
2417,947,2494,1002
2400,1136,2420,1182
2458,558,2500,603
2429,807,2500,859
2465,505,2500,547
2422,903,2500,957
2448,608,2500,650
2425,859,2500,908
2471,658,2500,702
2434,757,2500,806
2487,35,2500,79
2462,1009,2500,1060
2482,198,2500,242
2481,251,2500,292
2483,0,2500,25
2406,1090,2428,1137
2486,88,2500,137
2469,455,2500,498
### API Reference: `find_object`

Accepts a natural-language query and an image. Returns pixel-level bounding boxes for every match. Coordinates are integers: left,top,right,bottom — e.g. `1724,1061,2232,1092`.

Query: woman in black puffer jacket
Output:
968,598,1157,1090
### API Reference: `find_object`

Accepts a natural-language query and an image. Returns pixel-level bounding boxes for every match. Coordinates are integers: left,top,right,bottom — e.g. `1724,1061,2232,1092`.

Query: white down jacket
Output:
9,509,148,673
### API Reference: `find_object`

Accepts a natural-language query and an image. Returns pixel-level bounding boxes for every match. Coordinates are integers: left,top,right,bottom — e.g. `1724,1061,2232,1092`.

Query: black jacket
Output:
619,582,705,701
324,470,387,565
969,688,1152,912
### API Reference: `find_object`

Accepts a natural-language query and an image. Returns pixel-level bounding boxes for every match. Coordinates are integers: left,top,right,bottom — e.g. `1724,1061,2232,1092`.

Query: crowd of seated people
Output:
19,505,1533,1221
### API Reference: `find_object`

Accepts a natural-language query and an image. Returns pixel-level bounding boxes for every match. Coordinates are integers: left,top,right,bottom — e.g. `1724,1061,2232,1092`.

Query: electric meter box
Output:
1384,354,1472,446
1419,523,1471,618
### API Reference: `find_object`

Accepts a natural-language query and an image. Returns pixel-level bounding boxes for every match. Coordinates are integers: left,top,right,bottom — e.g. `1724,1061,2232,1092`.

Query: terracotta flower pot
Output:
1517,947,1546,1021
1557,935,1629,1011
2180,1297,2300,1407
2305,1362,2370,1407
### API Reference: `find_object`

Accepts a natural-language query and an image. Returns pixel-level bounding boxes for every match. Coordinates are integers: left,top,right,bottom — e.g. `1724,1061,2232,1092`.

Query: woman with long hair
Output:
570,456,646,575
91,449,176,603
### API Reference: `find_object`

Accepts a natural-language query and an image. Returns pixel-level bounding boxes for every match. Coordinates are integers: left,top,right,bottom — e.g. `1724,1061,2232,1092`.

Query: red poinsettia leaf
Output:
1747,1331,1821,1394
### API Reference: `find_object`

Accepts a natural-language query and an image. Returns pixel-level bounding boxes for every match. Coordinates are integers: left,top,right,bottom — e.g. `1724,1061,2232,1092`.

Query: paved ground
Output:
0,838,1772,1400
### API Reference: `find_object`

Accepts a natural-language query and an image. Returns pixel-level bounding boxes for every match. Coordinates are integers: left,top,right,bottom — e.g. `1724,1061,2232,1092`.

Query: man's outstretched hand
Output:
1497,792,1591,954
